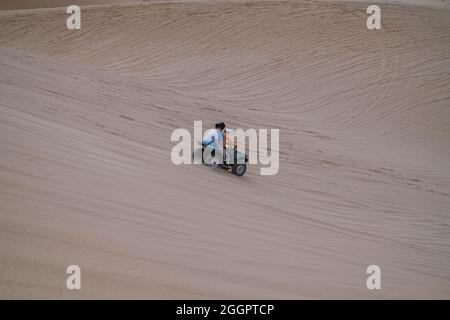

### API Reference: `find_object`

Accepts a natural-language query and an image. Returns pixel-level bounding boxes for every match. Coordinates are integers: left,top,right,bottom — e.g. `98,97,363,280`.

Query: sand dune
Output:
2,0,450,10
0,1,449,298
0,0,141,11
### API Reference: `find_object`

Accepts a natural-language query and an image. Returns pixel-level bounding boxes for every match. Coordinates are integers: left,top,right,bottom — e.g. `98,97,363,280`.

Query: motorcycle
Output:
193,143,248,177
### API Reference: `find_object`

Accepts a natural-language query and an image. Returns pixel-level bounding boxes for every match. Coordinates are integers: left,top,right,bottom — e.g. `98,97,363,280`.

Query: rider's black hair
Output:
215,122,226,130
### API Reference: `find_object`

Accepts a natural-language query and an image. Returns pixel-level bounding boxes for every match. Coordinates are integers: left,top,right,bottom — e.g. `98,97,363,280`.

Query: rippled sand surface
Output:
0,1,449,298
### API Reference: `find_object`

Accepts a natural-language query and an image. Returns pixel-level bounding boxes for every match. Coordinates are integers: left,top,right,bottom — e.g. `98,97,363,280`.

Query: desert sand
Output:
0,1,449,299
